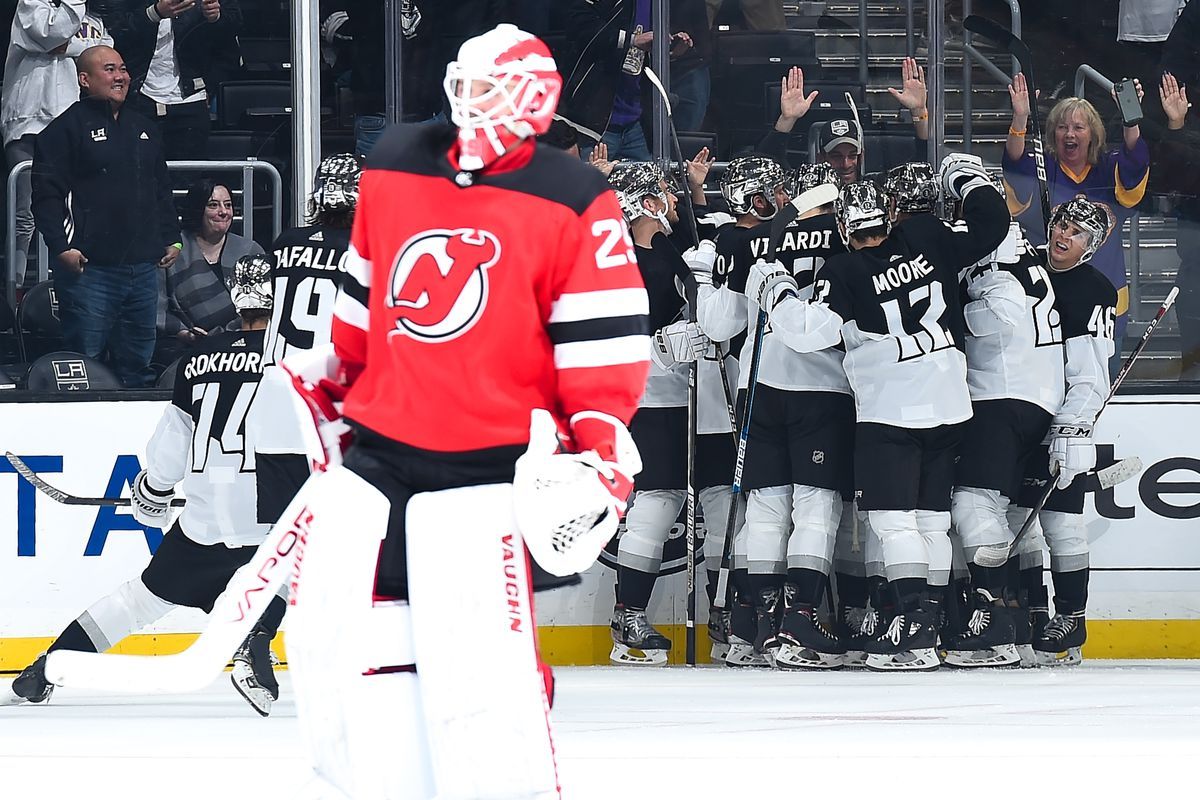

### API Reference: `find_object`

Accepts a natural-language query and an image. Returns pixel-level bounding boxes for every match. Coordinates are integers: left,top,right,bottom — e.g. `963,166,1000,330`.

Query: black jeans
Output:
126,92,211,162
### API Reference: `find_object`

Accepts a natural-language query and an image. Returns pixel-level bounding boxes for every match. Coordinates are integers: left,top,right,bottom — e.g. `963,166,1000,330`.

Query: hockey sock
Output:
835,571,868,608
891,577,925,613
254,595,288,638
1050,567,1089,615
746,573,784,604
706,570,720,606
787,568,825,607
616,566,658,609
966,563,1008,599
48,620,102,654
1020,566,1047,608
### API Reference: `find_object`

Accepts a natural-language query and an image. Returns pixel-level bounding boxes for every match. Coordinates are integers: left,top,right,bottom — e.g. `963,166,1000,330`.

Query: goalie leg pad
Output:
785,485,842,574
72,579,175,652
618,489,685,574
743,486,791,575
407,484,560,800
867,510,928,582
287,466,435,800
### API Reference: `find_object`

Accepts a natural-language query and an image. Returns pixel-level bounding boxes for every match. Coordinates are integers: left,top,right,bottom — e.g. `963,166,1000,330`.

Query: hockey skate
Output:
943,591,1019,668
776,588,845,670
864,610,940,672
609,605,670,666
1020,606,1050,667
231,631,282,716
752,587,782,667
724,600,770,668
1,654,54,706
838,606,877,668
708,608,732,662
1033,612,1086,666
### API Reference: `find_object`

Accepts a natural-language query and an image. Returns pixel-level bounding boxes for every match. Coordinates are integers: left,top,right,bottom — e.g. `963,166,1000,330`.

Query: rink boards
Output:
1,395,1199,669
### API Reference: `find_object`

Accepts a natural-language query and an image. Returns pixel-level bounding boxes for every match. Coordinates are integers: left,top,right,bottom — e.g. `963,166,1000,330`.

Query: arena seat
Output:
25,351,122,392
16,280,62,363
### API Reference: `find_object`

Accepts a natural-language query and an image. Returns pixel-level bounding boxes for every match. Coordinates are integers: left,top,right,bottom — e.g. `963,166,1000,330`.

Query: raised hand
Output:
1008,72,1031,119
589,142,616,177
686,146,715,190
1160,72,1191,130
887,56,927,115
779,66,819,122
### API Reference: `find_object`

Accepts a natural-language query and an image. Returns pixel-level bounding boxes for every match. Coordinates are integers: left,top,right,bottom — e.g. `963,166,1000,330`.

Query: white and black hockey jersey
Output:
144,329,269,547
638,235,737,434
959,222,1066,413
770,187,1010,427
1044,250,1118,427
264,224,351,366
697,213,850,395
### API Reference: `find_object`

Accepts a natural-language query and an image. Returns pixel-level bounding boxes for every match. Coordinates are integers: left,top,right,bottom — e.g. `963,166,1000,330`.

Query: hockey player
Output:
1021,196,1118,666
605,161,737,666
281,25,650,799
745,155,1009,670
4,255,283,713
944,174,1062,668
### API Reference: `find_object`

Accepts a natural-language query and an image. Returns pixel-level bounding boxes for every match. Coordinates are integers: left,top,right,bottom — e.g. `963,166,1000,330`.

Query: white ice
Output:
4,663,1199,799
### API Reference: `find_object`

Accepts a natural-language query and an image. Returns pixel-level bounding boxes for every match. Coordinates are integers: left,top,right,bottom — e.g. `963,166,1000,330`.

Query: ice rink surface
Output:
3,662,1199,799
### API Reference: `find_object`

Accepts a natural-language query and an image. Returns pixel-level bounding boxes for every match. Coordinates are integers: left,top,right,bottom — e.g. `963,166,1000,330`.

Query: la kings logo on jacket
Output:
387,228,500,342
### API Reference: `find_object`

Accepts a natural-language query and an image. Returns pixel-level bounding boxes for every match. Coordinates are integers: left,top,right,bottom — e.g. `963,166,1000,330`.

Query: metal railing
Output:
960,0,1020,154
6,158,283,309
1075,63,1115,100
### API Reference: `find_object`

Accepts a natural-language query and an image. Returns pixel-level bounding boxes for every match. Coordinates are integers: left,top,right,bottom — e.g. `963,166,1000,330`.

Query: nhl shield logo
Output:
387,228,500,342
812,450,825,464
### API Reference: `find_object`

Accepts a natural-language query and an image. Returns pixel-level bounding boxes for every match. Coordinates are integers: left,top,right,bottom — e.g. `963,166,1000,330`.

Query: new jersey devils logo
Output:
386,228,500,342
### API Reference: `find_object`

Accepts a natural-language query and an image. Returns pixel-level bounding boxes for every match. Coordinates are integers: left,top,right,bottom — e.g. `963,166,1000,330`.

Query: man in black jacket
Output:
31,45,183,388
99,0,242,160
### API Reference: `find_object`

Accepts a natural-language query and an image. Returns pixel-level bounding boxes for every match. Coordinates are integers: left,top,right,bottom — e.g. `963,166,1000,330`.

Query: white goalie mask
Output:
230,253,274,313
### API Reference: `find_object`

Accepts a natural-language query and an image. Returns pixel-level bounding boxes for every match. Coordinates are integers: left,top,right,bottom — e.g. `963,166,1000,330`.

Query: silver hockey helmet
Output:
309,153,362,218
883,162,939,214
1047,194,1116,264
834,181,890,244
788,162,840,214
719,155,785,219
608,161,674,232
230,253,274,313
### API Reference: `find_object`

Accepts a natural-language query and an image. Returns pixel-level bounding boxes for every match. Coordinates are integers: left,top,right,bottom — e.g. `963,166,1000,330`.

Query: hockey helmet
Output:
788,162,840,215
308,153,361,223
230,253,274,314
1047,194,1116,265
834,181,890,244
883,162,939,214
443,24,562,171
608,161,675,233
719,155,785,220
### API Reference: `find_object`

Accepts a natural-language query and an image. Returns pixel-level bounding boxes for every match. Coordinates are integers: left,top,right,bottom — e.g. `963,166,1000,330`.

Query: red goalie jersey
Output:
331,123,651,453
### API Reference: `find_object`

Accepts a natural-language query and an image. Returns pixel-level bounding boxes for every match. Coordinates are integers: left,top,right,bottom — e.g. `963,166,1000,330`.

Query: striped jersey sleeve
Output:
331,199,372,383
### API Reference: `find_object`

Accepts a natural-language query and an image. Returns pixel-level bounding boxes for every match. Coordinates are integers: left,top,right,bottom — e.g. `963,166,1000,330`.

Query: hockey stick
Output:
973,286,1179,568
712,198,802,611
962,15,1051,233
5,452,186,507
42,482,315,692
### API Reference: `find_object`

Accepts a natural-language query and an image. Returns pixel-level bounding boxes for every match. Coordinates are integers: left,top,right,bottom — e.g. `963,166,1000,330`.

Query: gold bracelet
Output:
1009,126,1027,136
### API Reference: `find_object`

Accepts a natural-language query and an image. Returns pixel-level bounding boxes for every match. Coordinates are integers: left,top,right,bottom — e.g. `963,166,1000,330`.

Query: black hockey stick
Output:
963,15,1051,233
5,452,186,507
975,286,1179,567
712,199,802,611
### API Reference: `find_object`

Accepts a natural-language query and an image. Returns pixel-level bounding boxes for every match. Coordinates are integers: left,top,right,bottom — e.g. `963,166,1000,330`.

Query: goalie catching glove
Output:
513,409,641,576
1047,423,1095,489
131,469,176,529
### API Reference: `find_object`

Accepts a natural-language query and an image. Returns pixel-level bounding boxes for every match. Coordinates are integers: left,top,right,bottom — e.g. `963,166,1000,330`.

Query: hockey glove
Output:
513,409,642,576
651,320,711,369
938,153,994,201
279,345,355,471
1047,423,1096,489
131,469,176,529
683,239,717,288
746,259,799,312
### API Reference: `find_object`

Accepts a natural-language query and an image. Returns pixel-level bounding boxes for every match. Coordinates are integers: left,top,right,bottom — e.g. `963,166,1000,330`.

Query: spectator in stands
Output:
1,1,111,288
538,118,581,158
705,0,785,31
560,0,699,160
158,178,263,358
756,58,930,181
1003,73,1149,352
100,0,243,161
1156,72,1200,379
671,0,712,133
31,45,182,388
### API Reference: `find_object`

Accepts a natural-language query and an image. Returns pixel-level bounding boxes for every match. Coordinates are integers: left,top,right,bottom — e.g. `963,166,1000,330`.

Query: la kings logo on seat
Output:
387,228,500,342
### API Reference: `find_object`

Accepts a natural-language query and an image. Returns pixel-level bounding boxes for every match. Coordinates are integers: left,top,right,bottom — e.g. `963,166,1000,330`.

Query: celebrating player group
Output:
2,19,1131,800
